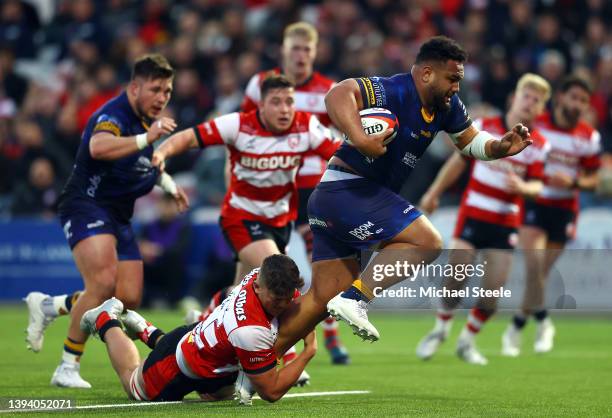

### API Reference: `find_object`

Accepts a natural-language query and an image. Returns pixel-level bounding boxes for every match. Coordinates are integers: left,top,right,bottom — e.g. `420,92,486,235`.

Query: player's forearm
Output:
427,153,467,197
258,351,315,402
156,128,198,160
325,81,368,147
89,133,151,160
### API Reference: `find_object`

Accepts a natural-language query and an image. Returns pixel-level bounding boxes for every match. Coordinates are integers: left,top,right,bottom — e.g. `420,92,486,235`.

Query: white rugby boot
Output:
456,329,488,365
294,370,310,387
534,318,555,353
501,324,522,357
184,309,202,324
79,297,124,336
234,370,256,406
122,309,149,340
416,326,451,360
327,294,380,342
24,292,56,352
51,361,92,389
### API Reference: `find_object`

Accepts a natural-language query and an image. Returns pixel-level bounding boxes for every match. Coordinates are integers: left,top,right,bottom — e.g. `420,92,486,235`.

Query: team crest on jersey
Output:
287,135,300,149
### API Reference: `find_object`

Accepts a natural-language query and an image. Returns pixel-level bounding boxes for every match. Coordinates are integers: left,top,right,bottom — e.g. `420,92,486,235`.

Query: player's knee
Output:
119,293,142,310
88,269,117,298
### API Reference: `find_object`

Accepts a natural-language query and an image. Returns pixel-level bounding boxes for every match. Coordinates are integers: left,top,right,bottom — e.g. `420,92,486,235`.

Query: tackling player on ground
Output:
241,22,349,365
24,54,188,388
272,36,534,356
414,73,551,365
80,254,316,403
502,75,601,356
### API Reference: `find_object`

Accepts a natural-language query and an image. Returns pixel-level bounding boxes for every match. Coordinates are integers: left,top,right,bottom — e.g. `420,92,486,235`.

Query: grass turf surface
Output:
0,306,610,417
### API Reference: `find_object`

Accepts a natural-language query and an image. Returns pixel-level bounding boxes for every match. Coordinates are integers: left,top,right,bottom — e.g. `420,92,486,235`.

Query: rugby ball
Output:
345,108,399,146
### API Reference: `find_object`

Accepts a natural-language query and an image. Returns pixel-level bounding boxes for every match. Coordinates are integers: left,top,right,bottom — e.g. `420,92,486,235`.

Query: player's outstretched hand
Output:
148,117,177,143
173,186,190,213
419,191,439,215
354,128,394,158
151,150,166,171
494,123,532,158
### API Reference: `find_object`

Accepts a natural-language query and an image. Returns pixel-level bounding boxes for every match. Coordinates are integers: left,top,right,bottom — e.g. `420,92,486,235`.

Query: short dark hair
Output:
415,36,468,65
558,74,592,95
131,54,174,81
259,254,303,297
261,74,294,99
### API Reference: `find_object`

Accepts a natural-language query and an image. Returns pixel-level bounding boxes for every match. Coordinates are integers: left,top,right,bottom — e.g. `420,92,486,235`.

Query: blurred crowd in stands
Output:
1,0,611,219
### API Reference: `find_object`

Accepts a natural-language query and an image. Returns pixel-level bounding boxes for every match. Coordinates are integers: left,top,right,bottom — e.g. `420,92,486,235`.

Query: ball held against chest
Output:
345,108,399,146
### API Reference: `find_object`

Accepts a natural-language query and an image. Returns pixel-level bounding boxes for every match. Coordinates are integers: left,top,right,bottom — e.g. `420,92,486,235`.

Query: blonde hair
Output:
283,22,318,44
516,73,552,102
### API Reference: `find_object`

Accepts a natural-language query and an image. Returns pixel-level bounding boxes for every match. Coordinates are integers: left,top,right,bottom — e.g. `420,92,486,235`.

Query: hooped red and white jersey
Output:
457,116,550,228
176,269,278,379
193,110,339,227
241,68,336,189
534,112,601,211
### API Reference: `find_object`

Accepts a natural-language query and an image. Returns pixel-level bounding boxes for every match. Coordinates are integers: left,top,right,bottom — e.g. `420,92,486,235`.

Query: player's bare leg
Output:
504,226,559,356
79,298,141,397
52,234,119,389
115,260,144,310
417,239,476,360
326,216,443,341
455,249,512,365
234,239,280,285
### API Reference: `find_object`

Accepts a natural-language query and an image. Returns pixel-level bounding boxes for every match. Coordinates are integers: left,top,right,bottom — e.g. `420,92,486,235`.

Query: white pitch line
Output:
1,390,370,413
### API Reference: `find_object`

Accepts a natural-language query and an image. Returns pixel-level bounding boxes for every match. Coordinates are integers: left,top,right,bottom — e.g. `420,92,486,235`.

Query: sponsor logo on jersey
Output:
402,152,418,168
63,220,72,240
349,221,376,241
86,175,101,198
240,155,301,170
235,289,248,321
86,220,105,229
308,217,328,228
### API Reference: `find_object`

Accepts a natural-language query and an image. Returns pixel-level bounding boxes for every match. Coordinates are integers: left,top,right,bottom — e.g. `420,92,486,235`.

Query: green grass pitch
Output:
1,306,611,417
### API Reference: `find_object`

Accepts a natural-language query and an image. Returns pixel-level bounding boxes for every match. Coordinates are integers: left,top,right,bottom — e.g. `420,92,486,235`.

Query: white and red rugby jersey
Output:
193,110,339,227
176,269,278,378
241,68,336,189
456,116,550,229
534,112,601,212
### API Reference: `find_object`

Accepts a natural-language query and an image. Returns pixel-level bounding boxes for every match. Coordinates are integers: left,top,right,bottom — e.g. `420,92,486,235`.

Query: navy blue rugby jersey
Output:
334,73,472,193
60,92,158,220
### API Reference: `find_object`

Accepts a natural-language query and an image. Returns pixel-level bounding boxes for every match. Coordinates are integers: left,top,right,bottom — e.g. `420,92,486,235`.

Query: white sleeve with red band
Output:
308,115,341,160
580,130,602,170
194,112,240,148
228,325,277,374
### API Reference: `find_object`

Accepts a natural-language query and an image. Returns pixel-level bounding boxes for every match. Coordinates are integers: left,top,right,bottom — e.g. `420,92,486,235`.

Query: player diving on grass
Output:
415,73,551,365
271,36,535,356
24,54,188,388
79,254,316,403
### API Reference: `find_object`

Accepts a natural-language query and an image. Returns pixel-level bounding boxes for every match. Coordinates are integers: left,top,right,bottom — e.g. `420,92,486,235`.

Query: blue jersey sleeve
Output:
92,113,126,137
354,76,401,112
443,95,472,134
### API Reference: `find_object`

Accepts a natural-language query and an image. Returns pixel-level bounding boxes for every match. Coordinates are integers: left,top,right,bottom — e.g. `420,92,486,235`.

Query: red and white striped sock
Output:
435,308,454,334
462,308,493,340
